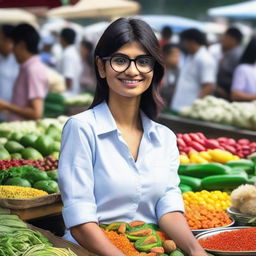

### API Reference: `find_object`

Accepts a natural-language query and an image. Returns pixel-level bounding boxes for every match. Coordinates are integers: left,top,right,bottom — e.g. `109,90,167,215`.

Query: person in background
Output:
231,37,256,101
40,35,56,68
159,25,173,48
0,23,48,121
0,24,19,122
171,28,216,112
79,40,95,94
58,28,82,95
215,27,243,100
161,43,181,107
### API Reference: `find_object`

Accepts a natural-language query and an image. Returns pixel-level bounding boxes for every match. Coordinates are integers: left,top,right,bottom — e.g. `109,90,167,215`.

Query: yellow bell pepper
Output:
179,154,190,164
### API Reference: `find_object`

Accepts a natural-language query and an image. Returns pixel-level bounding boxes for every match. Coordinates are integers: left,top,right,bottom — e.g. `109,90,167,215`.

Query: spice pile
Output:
199,227,256,251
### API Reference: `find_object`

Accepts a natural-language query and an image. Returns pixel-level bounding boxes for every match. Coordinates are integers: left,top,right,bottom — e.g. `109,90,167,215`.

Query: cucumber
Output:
179,175,201,191
226,159,254,174
182,163,232,178
201,174,248,190
179,183,193,193
178,164,190,175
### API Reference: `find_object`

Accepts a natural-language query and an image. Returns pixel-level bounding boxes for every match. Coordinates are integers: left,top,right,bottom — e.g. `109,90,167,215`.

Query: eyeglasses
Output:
102,54,155,74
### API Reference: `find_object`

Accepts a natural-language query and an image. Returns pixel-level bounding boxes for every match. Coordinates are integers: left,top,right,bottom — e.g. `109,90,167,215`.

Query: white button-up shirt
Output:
171,46,216,112
58,101,184,243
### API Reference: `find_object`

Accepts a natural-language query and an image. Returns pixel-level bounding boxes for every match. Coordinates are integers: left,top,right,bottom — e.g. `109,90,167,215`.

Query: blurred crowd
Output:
159,25,256,112
0,21,256,122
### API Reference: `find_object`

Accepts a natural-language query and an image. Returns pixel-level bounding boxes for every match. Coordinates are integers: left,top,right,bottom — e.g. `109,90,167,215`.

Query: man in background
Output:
58,28,82,95
0,24,19,121
171,28,216,112
215,27,243,100
0,23,48,121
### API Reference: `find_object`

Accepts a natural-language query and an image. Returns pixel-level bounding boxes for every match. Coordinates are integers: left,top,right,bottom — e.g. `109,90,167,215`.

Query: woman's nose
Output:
124,60,140,75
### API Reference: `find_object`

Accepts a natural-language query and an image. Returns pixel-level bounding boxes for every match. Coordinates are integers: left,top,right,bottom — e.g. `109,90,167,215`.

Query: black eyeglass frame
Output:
101,54,155,74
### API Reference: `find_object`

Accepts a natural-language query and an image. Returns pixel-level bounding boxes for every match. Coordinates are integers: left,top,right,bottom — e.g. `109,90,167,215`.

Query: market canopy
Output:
46,0,140,19
0,8,37,24
208,0,256,19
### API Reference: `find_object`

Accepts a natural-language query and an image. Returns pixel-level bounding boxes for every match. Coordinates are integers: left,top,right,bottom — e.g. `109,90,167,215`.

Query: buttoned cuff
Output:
156,193,185,221
62,201,98,229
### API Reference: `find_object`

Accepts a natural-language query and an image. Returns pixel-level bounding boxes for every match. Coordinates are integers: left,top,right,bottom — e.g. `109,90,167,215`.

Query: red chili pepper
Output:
182,134,192,145
190,141,205,152
177,138,187,147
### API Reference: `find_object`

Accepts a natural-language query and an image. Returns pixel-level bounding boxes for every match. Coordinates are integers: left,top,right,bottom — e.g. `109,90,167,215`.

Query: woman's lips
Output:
119,79,143,88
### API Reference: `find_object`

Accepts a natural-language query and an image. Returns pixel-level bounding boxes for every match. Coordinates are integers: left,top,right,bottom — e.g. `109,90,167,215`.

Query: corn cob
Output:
0,185,48,199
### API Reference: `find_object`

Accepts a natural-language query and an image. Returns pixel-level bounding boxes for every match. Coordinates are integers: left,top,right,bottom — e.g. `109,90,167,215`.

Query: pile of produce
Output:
64,93,94,106
185,204,232,230
101,221,190,256
0,210,78,255
0,165,59,194
177,132,256,159
44,93,66,118
198,227,256,252
0,157,58,171
180,96,256,130
0,185,48,199
0,125,63,160
178,159,256,192
182,191,230,210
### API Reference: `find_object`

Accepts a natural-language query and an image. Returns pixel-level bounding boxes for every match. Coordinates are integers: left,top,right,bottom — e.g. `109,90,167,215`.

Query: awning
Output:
46,0,140,19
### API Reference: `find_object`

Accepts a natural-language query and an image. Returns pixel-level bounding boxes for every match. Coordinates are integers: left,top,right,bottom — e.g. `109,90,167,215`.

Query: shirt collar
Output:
93,101,160,145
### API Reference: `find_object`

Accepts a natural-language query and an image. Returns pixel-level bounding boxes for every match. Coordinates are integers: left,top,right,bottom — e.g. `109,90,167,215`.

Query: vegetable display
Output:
177,132,256,159
178,159,256,192
0,210,78,256
0,185,48,199
180,95,256,130
101,221,187,256
185,204,232,230
0,165,59,195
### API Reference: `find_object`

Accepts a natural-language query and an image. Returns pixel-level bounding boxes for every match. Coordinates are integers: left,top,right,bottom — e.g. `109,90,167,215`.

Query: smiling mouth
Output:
118,79,143,84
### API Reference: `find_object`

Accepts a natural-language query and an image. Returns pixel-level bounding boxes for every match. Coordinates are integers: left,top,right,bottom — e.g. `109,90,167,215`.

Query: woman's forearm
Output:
71,222,126,256
159,212,208,256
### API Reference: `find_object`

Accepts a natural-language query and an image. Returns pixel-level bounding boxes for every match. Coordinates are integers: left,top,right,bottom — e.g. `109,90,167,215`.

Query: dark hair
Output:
162,43,180,56
90,18,165,120
60,28,76,45
225,27,243,44
10,23,39,54
0,24,15,38
161,26,173,39
240,37,256,64
180,28,207,46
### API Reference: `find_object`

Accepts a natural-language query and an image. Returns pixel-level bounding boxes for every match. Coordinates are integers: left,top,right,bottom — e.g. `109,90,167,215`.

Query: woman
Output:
58,18,208,256
231,37,256,101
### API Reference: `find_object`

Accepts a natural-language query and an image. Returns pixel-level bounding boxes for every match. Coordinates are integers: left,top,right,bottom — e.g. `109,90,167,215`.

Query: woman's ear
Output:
96,56,106,78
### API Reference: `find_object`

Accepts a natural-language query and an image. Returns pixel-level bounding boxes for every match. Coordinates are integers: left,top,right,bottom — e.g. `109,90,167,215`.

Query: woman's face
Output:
97,41,154,99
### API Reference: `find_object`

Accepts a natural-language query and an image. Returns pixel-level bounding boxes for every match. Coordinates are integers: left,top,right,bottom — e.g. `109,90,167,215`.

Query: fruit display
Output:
64,93,94,106
0,210,78,255
0,165,59,194
180,95,256,130
177,132,256,159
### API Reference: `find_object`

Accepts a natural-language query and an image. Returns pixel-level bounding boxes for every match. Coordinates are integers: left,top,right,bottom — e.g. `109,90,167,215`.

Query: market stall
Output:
0,112,255,255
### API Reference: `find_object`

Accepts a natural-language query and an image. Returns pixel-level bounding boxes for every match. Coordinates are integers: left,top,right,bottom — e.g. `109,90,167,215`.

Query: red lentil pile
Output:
199,227,256,251
102,230,140,256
